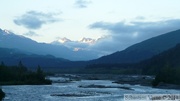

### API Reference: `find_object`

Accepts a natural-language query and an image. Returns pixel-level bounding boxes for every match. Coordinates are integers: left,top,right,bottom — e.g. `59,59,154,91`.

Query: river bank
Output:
2,75,180,101
54,74,180,90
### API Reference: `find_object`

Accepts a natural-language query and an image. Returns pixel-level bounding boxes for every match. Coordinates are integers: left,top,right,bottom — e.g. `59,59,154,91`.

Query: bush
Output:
152,67,180,87
0,88,5,101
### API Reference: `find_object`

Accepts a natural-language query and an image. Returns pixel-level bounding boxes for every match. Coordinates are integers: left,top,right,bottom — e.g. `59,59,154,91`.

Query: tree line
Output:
83,44,180,87
0,61,52,85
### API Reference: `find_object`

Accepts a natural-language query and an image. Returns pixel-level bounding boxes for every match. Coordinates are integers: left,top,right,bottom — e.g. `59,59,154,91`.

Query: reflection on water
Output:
2,77,180,101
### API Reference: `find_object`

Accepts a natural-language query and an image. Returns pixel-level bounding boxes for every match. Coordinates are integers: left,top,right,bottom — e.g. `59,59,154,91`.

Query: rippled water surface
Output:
2,77,180,101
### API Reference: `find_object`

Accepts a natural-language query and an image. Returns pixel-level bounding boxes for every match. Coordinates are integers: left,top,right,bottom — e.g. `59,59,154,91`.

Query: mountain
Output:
0,29,72,59
0,29,99,60
51,37,72,44
91,29,180,64
51,37,96,47
0,47,70,69
79,37,96,44
140,43,180,75
83,41,180,75
51,37,102,59
52,37,96,44
138,44,180,86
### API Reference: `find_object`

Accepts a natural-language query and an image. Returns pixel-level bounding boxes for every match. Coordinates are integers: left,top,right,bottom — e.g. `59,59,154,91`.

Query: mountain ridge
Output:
141,43,180,75
90,29,180,64
0,29,99,60
0,47,70,68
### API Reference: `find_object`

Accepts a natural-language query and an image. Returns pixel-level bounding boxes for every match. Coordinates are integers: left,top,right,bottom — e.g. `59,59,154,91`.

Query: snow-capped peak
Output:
0,29,13,36
57,37,71,43
79,37,96,44
4,29,11,34
73,48,81,51
51,37,97,46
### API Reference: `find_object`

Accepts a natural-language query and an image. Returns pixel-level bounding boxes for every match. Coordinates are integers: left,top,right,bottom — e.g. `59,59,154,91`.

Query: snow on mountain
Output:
3,29,11,34
73,47,82,51
0,28,101,60
52,37,96,45
51,37,72,45
79,37,96,44
51,37,97,51
52,37,99,55
0,29,12,35
57,37,72,43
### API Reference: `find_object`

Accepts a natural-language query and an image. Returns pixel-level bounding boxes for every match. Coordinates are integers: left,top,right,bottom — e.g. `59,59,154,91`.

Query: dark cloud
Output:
89,19,180,53
23,31,39,36
90,19,180,35
14,11,60,29
88,36,119,54
75,0,91,8
62,41,90,50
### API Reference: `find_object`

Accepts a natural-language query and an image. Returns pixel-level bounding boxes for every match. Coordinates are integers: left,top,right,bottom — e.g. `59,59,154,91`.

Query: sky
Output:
1,0,180,54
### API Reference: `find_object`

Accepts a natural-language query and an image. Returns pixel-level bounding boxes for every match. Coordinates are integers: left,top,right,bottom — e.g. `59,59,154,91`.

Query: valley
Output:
1,29,180,100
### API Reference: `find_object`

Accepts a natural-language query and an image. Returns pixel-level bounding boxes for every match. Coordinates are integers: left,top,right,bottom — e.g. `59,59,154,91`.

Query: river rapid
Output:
2,76,180,101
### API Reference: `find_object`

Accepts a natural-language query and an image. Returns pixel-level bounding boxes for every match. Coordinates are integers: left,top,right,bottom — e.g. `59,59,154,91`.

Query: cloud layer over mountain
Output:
89,19,180,53
0,29,102,60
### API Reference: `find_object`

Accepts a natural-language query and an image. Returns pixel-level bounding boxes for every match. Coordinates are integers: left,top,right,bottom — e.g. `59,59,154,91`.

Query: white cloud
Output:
23,31,39,36
74,0,92,8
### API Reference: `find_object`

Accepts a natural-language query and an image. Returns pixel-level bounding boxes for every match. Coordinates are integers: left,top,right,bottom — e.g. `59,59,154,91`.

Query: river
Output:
2,76,180,101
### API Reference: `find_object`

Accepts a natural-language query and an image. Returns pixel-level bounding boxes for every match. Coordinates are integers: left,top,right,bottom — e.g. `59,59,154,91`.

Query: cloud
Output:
89,19,180,53
90,19,180,35
88,36,118,54
23,31,39,36
64,41,90,49
75,0,92,8
14,11,61,29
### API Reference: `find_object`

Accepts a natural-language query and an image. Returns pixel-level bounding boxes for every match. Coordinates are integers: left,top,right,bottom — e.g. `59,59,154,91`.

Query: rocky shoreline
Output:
51,91,112,97
79,84,134,90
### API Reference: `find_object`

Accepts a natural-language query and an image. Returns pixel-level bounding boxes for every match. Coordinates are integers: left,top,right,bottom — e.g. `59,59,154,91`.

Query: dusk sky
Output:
1,0,180,54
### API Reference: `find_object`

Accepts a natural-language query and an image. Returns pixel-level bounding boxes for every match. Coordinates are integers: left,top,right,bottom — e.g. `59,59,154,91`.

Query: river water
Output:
2,76,180,101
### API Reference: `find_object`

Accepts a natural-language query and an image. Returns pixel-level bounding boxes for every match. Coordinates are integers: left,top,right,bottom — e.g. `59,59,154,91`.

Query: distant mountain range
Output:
0,47,68,68
52,37,96,44
91,29,180,64
0,29,100,61
51,37,97,52
84,36,180,74
0,47,89,70
1,28,180,72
